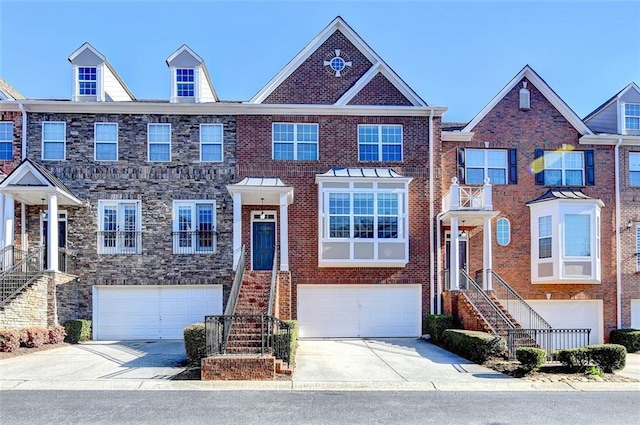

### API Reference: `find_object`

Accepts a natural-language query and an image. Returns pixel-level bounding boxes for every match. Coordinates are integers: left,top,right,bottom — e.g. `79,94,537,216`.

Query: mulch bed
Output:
0,342,71,361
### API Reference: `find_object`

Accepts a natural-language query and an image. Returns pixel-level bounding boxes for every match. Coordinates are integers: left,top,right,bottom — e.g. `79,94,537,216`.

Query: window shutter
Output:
534,149,544,185
585,150,595,186
508,148,518,184
457,148,465,184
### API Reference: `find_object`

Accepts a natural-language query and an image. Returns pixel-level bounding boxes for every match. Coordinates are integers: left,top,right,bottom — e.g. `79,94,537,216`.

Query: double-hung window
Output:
94,123,118,161
272,123,318,160
78,66,97,96
0,122,13,160
535,149,595,186
176,68,195,97
625,103,640,131
200,124,223,162
42,122,66,160
358,124,402,162
465,149,508,184
538,216,552,259
98,200,141,254
630,152,640,186
148,123,171,162
173,201,216,254
328,193,399,239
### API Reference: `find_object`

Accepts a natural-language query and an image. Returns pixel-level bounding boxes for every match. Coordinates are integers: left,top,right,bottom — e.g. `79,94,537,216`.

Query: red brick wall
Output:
347,73,413,106
263,30,373,105
237,114,441,320
201,356,274,380
619,145,640,328
441,77,618,336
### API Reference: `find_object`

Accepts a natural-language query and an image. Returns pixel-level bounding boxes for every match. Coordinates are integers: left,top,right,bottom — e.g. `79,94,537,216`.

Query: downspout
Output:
436,211,446,314
614,137,622,329
429,109,435,315
18,103,27,250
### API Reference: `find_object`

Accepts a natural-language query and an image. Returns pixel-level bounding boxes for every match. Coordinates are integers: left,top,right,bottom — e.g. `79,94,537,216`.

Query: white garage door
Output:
93,285,223,340
297,284,421,338
527,300,603,344
631,300,640,329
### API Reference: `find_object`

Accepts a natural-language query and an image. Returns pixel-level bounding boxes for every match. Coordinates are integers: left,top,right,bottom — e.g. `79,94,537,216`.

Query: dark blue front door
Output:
253,222,275,270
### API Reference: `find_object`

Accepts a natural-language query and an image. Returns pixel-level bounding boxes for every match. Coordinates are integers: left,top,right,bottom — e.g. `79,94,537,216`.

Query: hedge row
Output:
0,325,67,352
610,329,640,353
442,329,506,363
556,344,627,373
516,347,547,372
424,314,459,344
63,320,92,343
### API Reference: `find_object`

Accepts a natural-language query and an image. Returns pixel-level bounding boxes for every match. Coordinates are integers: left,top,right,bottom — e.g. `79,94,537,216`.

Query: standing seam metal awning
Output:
226,177,294,205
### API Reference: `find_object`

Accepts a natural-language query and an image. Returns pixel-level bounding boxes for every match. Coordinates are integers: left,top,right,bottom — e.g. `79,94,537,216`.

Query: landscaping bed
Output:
0,341,70,361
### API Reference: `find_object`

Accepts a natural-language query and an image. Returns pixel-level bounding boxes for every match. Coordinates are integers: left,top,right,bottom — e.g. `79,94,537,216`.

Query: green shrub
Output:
442,329,506,363
587,344,626,373
283,320,298,364
0,329,20,352
63,320,92,343
610,329,640,353
183,323,206,365
556,347,590,368
20,327,48,348
48,326,67,344
424,314,458,344
516,347,547,372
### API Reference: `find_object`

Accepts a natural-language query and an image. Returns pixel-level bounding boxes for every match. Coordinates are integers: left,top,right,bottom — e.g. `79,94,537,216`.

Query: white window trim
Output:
466,148,508,185
94,122,118,162
636,224,640,273
529,200,601,284
357,124,403,162
172,200,217,254
147,123,171,162
496,217,511,246
630,152,640,187
77,66,97,96
272,122,319,161
175,68,195,98
317,179,410,267
97,200,142,255
42,121,66,161
325,192,401,240
543,150,584,186
624,103,640,131
199,123,224,163
0,121,13,160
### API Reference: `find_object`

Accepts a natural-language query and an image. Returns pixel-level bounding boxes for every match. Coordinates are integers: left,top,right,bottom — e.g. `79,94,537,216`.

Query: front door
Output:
42,212,67,271
252,221,275,270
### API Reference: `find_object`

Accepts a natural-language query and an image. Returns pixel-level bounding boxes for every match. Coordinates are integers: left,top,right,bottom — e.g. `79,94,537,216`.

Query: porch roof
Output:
526,189,603,206
0,159,83,206
226,176,294,205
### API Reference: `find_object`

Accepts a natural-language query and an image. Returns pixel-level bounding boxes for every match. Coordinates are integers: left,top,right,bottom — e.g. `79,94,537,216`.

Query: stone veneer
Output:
24,113,237,320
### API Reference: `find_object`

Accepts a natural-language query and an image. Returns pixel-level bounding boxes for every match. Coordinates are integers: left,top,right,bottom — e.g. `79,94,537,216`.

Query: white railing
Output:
442,177,493,211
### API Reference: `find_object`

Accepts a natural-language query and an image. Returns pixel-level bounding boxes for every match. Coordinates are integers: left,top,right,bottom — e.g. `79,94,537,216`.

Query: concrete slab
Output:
616,352,640,381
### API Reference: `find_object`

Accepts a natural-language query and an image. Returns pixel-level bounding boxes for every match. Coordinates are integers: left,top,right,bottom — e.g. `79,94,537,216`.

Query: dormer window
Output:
625,103,640,131
176,69,195,97
78,67,97,96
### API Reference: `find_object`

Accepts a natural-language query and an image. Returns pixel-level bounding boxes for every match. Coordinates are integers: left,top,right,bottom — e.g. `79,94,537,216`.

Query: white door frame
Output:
250,210,277,271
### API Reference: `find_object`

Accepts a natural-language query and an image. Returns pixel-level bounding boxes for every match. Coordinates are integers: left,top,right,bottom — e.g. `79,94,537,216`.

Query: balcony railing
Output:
0,245,28,276
97,231,142,255
442,177,493,212
171,230,216,254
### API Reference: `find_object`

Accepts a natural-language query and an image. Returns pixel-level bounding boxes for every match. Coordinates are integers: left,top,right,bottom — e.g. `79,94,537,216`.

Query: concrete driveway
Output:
0,340,187,390
293,338,517,390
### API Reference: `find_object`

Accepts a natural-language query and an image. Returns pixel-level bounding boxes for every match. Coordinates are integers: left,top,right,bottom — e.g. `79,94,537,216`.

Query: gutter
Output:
614,138,622,329
429,109,435,315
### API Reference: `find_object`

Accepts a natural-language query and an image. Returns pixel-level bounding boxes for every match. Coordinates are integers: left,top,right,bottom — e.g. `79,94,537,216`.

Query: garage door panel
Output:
527,300,603,345
94,285,222,340
631,300,640,329
298,284,421,338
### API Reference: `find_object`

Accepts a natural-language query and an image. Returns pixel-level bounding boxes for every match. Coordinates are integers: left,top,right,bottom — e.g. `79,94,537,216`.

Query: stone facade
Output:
0,275,50,329
441,78,619,338
23,112,237,320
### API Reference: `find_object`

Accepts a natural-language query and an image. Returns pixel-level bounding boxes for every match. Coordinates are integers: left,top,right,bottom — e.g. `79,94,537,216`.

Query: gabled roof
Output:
166,44,218,102
0,159,82,206
68,42,135,101
583,82,640,122
249,16,426,106
463,65,592,136
0,78,25,100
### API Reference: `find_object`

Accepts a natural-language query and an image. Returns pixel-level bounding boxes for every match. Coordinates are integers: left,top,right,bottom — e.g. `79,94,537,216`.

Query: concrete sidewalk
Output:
0,339,638,392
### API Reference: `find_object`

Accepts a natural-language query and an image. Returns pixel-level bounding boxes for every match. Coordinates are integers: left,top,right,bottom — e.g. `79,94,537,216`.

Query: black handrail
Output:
459,269,515,335
267,245,278,318
0,247,44,305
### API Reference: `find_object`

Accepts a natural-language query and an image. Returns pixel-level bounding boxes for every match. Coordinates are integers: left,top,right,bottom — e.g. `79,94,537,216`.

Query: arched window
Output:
496,218,511,246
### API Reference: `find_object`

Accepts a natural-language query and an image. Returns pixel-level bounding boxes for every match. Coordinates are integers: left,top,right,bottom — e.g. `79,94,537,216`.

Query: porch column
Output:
451,217,460,290
47,194,59,272
232,192,242,270
483,217,493,290
4,194,14,249
279,193,289,272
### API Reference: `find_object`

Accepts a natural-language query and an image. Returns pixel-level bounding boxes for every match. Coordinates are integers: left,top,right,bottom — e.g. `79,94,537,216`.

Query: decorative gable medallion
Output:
323,49,352,77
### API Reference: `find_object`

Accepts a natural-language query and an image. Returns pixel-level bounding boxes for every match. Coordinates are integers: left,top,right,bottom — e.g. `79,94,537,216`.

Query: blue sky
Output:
1,0,638,121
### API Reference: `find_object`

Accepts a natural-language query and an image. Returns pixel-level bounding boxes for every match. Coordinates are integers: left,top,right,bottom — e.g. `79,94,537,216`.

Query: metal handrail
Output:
0,247,44,305
459,269,515,335
0,245,29,278
225,245,246,316
488,269,552,330
507,328,591,360
267,245,278,318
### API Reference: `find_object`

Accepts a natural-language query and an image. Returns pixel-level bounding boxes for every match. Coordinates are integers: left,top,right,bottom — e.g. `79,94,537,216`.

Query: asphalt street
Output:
1,390,638,425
